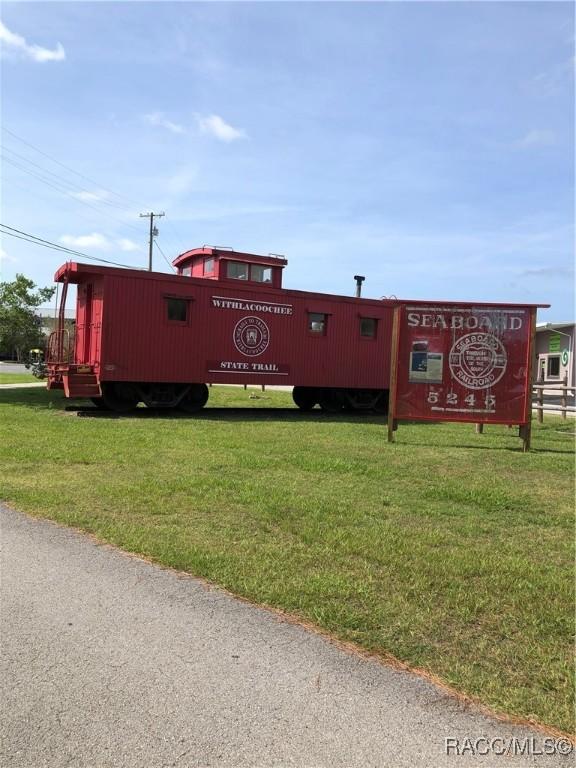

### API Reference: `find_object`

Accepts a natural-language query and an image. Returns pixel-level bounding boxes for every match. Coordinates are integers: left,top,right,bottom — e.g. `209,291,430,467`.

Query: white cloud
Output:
143,111,244,141
0,21,65,63
531,57,574,94
60,233,110,250
166,168,198,196
171,203,296,222
197,114,245,142
117,238,140,252
59,233,142,253
144,112,185,135
72,190,109,203
0,247,18,264
514,130,556,149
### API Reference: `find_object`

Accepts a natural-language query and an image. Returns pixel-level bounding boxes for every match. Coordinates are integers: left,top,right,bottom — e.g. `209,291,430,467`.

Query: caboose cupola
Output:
172,246,287,289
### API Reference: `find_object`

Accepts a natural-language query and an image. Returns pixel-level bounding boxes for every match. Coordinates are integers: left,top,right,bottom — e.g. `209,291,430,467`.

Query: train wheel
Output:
373,391,389,414
179,383,209,413
319,389,343,413
101,382,139,412
292,386,317,411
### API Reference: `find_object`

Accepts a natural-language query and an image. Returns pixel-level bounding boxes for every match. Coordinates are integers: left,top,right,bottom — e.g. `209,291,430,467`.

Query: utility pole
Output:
139,211,165,271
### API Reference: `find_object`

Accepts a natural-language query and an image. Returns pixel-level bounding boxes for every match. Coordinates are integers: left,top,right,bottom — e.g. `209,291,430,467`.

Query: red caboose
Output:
47,247,396,411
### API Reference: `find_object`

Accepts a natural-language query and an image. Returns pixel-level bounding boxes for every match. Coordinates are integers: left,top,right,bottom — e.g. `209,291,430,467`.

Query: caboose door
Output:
76,282,104,365
76,283,93,363
90,283,103,365
75,283,102,365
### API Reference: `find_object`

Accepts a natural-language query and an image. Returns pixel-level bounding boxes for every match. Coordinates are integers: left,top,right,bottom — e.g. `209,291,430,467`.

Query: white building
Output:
535,322,575,388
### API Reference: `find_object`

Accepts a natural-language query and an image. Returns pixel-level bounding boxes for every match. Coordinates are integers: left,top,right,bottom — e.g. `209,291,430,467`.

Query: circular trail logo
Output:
449,333,507,390
233,316,270,357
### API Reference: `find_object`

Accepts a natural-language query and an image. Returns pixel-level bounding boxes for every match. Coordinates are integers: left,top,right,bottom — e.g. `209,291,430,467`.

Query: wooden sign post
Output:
387,306,401,443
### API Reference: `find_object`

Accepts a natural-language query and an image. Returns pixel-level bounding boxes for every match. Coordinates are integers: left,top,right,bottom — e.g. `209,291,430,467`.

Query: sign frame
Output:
387,304,541,451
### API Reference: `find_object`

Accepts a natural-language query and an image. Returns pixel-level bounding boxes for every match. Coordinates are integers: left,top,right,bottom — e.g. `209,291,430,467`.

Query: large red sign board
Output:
391,304,535,425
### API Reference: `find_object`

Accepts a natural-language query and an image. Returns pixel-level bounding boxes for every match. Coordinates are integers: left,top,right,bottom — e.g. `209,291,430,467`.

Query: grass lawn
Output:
1,385,574,733
0,372,39,384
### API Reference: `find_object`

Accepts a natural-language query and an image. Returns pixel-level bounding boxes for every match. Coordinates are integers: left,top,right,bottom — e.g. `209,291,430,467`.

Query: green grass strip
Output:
0,373,39,384
1,385,573,732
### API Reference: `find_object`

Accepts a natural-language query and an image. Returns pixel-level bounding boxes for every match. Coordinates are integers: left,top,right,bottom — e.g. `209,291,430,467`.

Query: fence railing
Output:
533,373,575,421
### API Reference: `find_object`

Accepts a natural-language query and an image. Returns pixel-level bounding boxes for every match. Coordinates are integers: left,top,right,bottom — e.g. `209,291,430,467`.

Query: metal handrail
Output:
47,329,73,363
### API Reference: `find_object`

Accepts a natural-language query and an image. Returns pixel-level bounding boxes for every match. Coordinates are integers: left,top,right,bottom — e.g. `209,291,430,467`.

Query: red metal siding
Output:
52,262,545,407
96,271,395,388
191,261,204,278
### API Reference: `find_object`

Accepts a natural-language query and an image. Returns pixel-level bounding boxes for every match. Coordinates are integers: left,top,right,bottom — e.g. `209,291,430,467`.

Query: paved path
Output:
1,505,572,768
0,382,45,389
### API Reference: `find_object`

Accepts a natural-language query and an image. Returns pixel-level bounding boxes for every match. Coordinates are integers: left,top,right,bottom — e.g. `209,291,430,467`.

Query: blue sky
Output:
1,1,574,321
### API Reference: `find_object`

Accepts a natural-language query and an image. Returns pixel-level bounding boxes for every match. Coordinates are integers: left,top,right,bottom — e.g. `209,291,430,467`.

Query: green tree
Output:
0,274,55,361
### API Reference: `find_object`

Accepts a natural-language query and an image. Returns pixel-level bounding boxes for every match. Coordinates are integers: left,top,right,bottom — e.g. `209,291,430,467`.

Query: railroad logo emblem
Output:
233,316,270,357
449,333,507,390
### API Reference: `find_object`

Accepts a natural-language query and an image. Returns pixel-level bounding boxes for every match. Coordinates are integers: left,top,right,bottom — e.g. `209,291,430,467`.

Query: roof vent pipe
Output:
354,275,365,298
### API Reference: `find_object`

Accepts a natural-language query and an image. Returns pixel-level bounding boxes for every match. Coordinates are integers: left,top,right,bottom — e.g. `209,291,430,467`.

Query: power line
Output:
163,213,188,257
2,229,131,266
2,146,133,212
2,125,191,258
1,230,134,267
4,175,141,235
1,225,92,258
4,165,161,261
2,155,143,235
154,240,176,273
0,224,142,269
1,223,123,261
2,126,141,209
3,154,83,196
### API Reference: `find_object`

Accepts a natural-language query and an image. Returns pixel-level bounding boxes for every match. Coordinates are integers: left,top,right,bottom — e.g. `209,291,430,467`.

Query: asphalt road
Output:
1,505,572,768
0,362,28,374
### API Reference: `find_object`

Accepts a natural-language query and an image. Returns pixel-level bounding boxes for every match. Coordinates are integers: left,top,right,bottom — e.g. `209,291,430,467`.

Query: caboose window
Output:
203,258,215,275
308,313,327,334
181,266,192,277
251,265,272,283
228,261,248,280
166,298,188,322
360,317,377,338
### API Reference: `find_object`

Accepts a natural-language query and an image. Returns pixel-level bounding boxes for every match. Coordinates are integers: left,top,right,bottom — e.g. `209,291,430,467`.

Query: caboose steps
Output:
63,371,101,399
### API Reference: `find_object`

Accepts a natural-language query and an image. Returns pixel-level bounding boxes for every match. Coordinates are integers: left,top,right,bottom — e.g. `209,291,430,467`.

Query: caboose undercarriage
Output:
92,383,388,413
92,381,210,412
292,386,388,413
46,325,389,413
48,363,389,414
47,364,210,413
